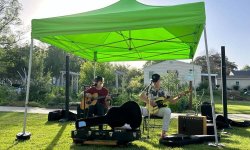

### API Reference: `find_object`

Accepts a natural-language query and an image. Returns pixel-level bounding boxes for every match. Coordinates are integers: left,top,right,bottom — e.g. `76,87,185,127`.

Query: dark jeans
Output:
87,103,107,130
87,103,107,118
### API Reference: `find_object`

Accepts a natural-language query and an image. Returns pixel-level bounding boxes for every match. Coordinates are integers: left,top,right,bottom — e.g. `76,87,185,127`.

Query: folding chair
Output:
142,114,162,133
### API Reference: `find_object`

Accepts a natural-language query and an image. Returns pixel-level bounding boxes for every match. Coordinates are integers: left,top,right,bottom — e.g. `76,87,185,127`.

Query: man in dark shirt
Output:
85,76,111,118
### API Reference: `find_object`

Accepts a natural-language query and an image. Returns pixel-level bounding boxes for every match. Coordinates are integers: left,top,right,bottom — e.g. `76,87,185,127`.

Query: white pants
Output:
140,106,171,131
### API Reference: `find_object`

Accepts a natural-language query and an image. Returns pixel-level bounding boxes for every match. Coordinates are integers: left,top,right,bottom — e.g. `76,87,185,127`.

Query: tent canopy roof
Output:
32,0,205,62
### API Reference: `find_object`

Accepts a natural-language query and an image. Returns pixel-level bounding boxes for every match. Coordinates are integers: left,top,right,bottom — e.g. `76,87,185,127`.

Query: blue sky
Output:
19,0,250,69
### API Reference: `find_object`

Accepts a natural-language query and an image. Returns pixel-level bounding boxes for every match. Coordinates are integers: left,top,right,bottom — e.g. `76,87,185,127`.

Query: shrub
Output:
197,81,209,91
232,85,240,91
247,85,250,91
168,96,189,112
28,101,41,107
47,95,65,107
0,85,19,103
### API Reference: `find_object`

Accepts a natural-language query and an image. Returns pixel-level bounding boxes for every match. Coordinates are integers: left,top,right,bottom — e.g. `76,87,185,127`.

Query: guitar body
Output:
146,97,165,114
76,101,142,130
146,90,190,114
80,93,101,110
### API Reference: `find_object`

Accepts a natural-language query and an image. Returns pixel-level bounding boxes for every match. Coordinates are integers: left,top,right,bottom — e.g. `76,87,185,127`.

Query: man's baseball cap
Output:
94,76,104,82
151,73,160,82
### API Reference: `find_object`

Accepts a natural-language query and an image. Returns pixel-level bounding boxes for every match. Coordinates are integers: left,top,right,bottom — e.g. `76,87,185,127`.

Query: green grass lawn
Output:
200,94,250,114
215,100,250,114
0,112,250,150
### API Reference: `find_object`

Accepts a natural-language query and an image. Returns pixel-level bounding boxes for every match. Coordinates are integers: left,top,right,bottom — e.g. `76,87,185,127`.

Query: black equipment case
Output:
71,127,141,145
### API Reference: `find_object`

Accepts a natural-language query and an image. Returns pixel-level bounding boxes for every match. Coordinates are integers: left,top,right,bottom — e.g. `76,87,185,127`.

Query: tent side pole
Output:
22,38,33,133
204,26,219,144
65,55,70,120
221,46,228,119
93,61,96,79
93,51,97,79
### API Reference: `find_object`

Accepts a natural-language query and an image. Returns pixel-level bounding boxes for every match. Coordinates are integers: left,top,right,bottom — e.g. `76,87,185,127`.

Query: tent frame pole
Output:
16,38,33,140
204,26,220,145
22,38,33,133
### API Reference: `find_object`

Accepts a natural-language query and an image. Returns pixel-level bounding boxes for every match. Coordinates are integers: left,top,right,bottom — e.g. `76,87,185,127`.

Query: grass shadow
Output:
0,112,22,120
45,123,67,150
6,140,19,150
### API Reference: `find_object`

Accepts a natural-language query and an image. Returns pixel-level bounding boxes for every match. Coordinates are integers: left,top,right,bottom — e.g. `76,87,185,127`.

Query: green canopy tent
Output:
31,1,205,62
20,0,219,145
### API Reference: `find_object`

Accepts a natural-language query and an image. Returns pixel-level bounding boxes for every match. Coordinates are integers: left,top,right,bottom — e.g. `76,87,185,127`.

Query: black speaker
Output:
206,123,214,135
201,102,213,120
178,116,207,135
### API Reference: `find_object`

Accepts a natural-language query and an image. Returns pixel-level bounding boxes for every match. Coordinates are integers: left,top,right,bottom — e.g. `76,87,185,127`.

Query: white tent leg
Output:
22,39,33,133
204,26,219,145
17,39,33,140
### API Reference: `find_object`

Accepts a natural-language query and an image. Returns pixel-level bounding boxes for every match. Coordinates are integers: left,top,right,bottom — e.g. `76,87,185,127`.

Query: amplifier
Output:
178,116,207,135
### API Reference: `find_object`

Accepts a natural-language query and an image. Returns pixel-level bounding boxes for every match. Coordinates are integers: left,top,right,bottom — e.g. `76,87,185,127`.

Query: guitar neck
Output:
160,91,189,103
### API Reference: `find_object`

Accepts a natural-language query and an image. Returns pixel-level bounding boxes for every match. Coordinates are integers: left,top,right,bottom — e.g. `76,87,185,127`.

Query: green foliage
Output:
0,0,22,49
111,93,130,106
28,101,41,107
168,97,189,112
45,86,65,107
0,85,18,103
193,52,238,75
127,75,144,94
0,45,29,79
197,81,209,91
80,62,115,88
44,46,83,78
161,72,190,112
242,65,250,71
161,72,180,92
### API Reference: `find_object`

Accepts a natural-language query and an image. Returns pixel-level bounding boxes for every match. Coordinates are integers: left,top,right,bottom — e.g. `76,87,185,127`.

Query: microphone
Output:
142,81,153,92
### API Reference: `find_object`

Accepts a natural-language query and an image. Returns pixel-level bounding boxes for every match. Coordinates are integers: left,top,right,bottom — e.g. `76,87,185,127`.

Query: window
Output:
236,81,239,86
149,71,154,79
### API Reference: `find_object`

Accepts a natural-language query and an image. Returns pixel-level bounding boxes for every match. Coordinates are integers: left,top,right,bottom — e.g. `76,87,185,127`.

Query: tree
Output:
0,0,22,48
242,65,250,71
79,62,116,89
143,60,164,68
193,52,237,75
0,45,29,80
44,46,83,78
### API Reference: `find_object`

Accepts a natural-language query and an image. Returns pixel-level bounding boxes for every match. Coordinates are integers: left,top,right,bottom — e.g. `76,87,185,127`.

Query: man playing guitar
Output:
140,73,189,138
85,76,111,129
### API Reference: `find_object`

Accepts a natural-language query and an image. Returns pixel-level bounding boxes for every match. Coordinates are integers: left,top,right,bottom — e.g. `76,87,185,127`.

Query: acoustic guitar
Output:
76,101,142,130
80,93,104,109
146,90,191,114
80,93,117,110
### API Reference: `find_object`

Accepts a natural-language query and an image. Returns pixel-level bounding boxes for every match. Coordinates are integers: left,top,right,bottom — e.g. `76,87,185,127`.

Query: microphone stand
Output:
83,85,91,119
146,81,152,139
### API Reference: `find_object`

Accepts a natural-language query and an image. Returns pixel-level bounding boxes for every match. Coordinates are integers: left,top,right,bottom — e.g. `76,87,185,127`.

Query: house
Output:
143,61,202,87
200,73,218,89
217,70,250,90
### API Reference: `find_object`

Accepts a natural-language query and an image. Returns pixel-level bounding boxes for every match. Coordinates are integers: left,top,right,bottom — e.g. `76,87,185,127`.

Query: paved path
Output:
1,106,250,120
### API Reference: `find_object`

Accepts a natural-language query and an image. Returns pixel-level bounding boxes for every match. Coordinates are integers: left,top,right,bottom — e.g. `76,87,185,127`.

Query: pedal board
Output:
71,127,141,145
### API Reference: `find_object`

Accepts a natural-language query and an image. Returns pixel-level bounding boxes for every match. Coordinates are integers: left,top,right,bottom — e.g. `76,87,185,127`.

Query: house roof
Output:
144,60,201,69
231,70,250,77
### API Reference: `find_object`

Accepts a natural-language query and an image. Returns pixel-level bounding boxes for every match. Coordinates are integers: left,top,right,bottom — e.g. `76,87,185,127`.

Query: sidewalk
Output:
1,106,250,120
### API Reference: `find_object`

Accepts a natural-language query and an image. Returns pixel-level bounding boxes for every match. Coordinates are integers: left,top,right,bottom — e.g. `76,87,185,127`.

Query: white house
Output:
143,61,202,87
217,70,250,90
